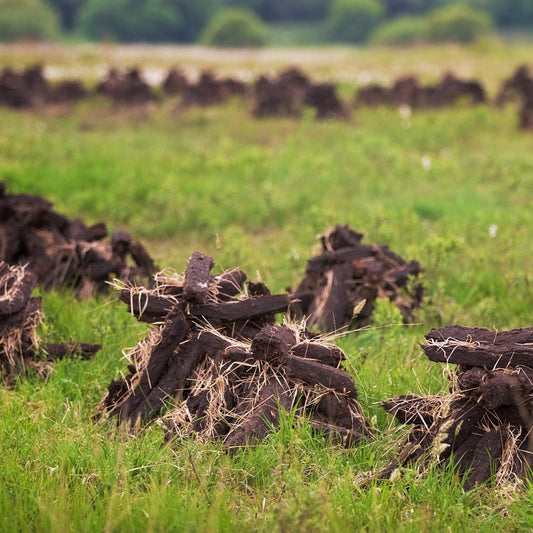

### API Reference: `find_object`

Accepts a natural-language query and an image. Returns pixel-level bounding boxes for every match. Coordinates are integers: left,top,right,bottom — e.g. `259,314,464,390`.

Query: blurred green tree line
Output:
0,0,532,44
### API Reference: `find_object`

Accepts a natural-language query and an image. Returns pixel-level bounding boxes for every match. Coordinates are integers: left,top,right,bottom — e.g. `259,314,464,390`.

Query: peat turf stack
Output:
0,182,155,294
304,83,350,120
0,65,48,108
495,66,533,131
47,79,87,104
294,225,423,332
496,65,533,107
162,68,189,96
431,73,486,108
181,71,247,107
519,97,533,131
96,68,156,105
355,73,486,109
252,75,301,118
380,325,533,490
99,252,371,448
252,67,310,118
252,68,349,121
0,65,87,107
0,262,100,385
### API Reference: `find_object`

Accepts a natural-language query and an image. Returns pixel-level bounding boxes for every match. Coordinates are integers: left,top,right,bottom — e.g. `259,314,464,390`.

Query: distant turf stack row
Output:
4,63,532,129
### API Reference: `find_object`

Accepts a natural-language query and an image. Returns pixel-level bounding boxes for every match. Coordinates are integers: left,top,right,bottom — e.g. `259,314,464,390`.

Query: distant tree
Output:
465,0,533,27
372,15,426,45
78,0,221,42
228,0,460,22
201,8,268,47
380,0,444,17
228,0,330,22
327,0,385,43
48,0,85,30
0,0,60,41
425,4,492,43
78,0,183,42
170,0,223,42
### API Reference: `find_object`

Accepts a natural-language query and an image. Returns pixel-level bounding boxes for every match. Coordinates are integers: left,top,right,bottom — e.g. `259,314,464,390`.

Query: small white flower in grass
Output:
489,224,498,238
421,155,431,170
286,248,300,260
399,105,411,118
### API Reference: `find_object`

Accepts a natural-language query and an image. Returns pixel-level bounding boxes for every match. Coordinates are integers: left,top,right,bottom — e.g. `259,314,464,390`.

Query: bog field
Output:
1,43,533,532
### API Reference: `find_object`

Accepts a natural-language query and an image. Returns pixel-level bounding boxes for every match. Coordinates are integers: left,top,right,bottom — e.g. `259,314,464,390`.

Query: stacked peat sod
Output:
0,182,155,295
380,325,533,490
294,225,423,332
180,71,248,107
355,73,486,109
252,67,348,120
496,65,533,131
0,262,100,385
0,65,86,108
96,68,157,105
162,68,189,96
99,252,371,448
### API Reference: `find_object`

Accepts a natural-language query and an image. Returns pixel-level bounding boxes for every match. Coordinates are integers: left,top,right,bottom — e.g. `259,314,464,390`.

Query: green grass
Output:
1,44,533,531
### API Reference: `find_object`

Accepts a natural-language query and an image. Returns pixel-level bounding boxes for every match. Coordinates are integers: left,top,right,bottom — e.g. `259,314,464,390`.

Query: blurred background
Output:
0,0,531,47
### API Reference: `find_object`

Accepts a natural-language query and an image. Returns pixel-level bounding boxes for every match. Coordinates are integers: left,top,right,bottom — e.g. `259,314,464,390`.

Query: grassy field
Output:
1,43,533,532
